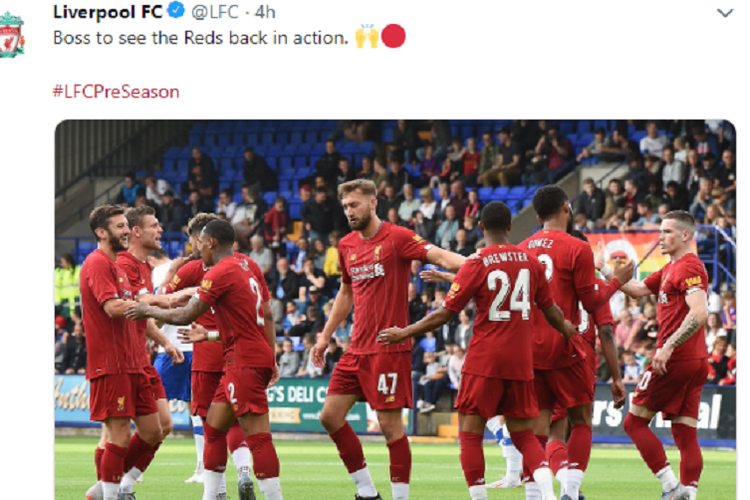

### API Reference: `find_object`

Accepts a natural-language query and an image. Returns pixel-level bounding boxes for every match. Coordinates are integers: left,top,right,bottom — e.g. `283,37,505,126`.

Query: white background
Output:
0,0,745,497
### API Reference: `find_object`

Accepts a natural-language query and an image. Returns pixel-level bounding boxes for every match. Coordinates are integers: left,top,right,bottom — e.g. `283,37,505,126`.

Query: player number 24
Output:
377,373,398,395
487,269,531,321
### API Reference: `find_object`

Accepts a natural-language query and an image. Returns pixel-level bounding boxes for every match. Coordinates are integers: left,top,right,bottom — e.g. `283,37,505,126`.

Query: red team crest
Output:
0,12,24,58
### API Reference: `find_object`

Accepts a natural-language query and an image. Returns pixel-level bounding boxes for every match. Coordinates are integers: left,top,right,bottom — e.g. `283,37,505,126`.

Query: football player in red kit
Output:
597,211,709,500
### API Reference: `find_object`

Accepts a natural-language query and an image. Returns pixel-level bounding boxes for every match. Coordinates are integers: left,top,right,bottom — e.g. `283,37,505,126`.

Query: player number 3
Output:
377,373,398,395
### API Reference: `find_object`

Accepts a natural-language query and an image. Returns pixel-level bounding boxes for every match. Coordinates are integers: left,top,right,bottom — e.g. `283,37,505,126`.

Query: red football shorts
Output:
456,373,538,420
534,359,595,412
327,352,412,411
212,367,273,417
551,347,598,422
632,358,709,419
89,373,158,422
192,371,224,418
143,364,167,401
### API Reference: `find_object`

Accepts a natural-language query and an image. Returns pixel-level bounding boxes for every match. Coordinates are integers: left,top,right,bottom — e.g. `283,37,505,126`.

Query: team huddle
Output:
79,179,710,500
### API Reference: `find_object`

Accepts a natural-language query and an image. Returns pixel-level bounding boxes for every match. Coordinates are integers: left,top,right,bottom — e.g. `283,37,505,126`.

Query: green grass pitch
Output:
55,437,735,499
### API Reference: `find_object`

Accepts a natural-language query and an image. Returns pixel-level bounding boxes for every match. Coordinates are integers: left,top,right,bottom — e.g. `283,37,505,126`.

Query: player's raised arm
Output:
312,281,354,367
651,289,708,376
594,241,652,298
125,295,211,325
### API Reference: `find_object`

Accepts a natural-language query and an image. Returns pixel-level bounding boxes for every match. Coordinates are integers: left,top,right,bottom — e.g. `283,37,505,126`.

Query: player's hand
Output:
611,379,626,409
165,342,185,364
169,255,193,274
177,323,208,344
562,320,577,339
125,303,151,321
651,346,672,376
467,251,482,261
613,260,634,284
594,241,606,271
368,28,379,48
311,338,328,368
420,269,450,283
174,287,199,306
269,363,280,388
377,327,408,345
355,28,366,48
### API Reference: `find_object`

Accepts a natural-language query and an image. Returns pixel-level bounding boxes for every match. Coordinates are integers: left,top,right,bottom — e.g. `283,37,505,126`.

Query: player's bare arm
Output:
425,246,466,273
651,290,708,376
263,300,280,387
597,323,626,408
377,307,454,345
145,319,185,364
312,282,354,367
579,261,635,312
124,295,210,325
541,304,577,339
419,268,455,284
139,287,197,308
102,298,139,319
594,241,651,298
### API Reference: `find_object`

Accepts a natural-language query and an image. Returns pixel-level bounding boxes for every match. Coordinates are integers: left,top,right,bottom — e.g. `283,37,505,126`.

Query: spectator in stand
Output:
721,290,736,341
269,257,299,305
717,149,736,194
701,153,721,183
599,178,626,226
621,351,642,383
323,337,344,376
622,178,645,209
525,124,572,187
283,301,300,334
357,156,374,181
389,156,411,195
301,187,337,242
420,120,451,161
375,183,400,221
408,283,429,325
55,332,66,374
665,181,689,211
644,154,663,182
577,127,607,162
414,211,436,242
216,189,237,220
434,183,451,221
398,184,421,222
614,309,643,351
448,180,469,217
448,345,466,390
336,157,357,185
462,217,480,246
186,190,214,219
323,231,342,291
143,174,171,207
512,119,541,161
639,121,669,158
278,339,301,378
242,147,277,192
187,147,218,198
685,149,706,198
453,309,474,350
719,343,736,386
672,136,689,163
372,157,394,195
440,137,464,185
418,187,437,220
115,172,141,207
642,179,667,214
419,351,450,413
298,257,326,301
232,184,267,246
637,305,659,344
707,338,729,384
464,190,482,219
158,190,187,232
461,137,481,188
606,206,637,232
450,228,476,258
435,205,460,249
310,239,327,270
133,193,153,209
577,177,606,222
392,119,420,163
61,322,87,374
627,153,650,192
691,123,719,159
418,144,441,188
249,234,274,277
705,312,727,354
387,207,409,228
314,140,342,186
480,127,521,187
478,131,498,185
599,129,638,163
292,238,308,273
313,174,336,201
689,177,714,220
631,201,661,229
661,145,687,187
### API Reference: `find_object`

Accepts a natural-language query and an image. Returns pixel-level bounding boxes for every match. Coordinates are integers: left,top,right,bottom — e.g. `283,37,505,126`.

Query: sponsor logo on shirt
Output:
685,276,702,288
201,279,213,290
448,282,460,300
658,290,667,304
350,263,385,281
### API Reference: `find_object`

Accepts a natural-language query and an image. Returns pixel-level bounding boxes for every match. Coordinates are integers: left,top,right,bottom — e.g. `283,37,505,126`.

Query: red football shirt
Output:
80,249,141,379
166,259,224,373
520,229,604,370
578,297,615,350
444,244,553,380
643,253,708,361
339,222,432,355
117,251,155,368
198,255,274,370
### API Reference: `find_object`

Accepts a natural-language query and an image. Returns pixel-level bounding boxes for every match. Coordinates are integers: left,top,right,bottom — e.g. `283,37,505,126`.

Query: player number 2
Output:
248,278,265,327
487,269,531,321
378,373,398,395
227,382,238,404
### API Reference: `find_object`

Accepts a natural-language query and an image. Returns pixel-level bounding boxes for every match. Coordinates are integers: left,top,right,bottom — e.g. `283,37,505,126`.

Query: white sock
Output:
524,482,541,500
192,415,205,473
503,425,523,478
566,468,584,498
468,484,487,500
532,467,555,499
656,466,679,492
257,477,283,500
350,467,378,497
555,467,568,495
220,472,227,494
102,482,120,500
486,416,502,436
119,467,142,493
391,482,409,500
203,470,223,500
233,447,252,477
684,485,698,500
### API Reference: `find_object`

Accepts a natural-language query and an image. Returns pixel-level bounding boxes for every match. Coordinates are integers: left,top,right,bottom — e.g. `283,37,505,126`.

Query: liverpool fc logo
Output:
0,12,24,58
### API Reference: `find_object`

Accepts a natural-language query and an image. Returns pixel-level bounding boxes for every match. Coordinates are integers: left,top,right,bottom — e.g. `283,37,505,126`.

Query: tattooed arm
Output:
124,296,211,326
651,290,708,376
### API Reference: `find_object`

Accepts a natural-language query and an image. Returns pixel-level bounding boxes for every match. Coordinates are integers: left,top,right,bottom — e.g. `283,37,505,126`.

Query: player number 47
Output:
377,373,398,395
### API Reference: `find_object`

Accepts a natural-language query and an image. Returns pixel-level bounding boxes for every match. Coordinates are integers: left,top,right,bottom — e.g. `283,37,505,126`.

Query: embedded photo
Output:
54,119,736,500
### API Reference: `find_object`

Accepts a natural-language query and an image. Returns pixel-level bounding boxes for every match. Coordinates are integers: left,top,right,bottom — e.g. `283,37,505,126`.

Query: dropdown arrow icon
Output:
717,8,733,17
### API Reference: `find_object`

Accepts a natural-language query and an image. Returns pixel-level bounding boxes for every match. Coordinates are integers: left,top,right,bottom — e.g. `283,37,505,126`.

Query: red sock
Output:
546,440,568,475
101,443,127,484
123,433,156,473
387,435,411,484
227,421,248,453
624,413,669,475
459,431,485,487
567,424,592,472
512,430,550,478
203,423,229,472
671,423,703,489
330,423,367,473
95,447,105,481
248,433,280,479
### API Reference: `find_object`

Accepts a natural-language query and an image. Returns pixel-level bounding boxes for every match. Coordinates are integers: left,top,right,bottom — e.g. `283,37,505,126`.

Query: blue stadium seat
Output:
296,167,312,178
163,147,180,160
218,181,231,193
559,121,575,135
261,133,274,148
263,192,277,205
577,120,592,134
383,128,395,143
219,158,233,173
576,133,594,147
506,186,527,200
289,203,302,220
461,125,475,140
492,186,510,200
276,132,289,146
217,133,231,148
279,167,295,180
305,131,318,144
632,130,648,143
290,132,303,146
478,187,494,201
278,157,293,170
